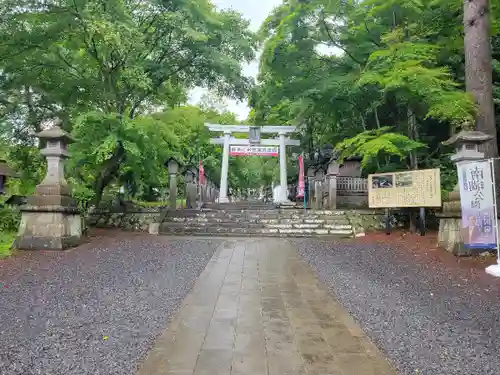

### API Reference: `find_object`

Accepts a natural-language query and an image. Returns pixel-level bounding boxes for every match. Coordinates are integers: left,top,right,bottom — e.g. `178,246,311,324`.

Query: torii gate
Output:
205,124,299,203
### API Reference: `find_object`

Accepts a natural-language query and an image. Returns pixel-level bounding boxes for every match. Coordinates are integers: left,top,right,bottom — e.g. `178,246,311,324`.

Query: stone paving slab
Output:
137,238,398,375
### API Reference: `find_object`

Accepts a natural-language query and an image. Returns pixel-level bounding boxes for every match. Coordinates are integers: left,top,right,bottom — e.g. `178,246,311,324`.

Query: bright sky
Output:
188,0,283,120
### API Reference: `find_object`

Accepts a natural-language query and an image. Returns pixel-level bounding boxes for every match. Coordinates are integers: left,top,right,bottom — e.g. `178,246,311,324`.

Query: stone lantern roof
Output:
37,125,75,143
442,130,493,146
0,159,17,178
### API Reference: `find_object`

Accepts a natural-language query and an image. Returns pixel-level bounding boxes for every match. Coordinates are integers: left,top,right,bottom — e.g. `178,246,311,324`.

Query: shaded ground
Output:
0,230,220,375
293,231,500,375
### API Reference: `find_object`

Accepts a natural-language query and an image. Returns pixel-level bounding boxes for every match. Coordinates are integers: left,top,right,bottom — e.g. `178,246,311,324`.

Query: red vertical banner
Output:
199,160,205,185
296,153,305,198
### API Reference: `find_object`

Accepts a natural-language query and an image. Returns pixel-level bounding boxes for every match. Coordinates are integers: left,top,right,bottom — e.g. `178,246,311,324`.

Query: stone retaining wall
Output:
345,209,408,236
87,208,163,232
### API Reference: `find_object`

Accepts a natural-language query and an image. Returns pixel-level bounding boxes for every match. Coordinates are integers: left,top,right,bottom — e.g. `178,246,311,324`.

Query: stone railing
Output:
336,177,368,208
337,177,368,192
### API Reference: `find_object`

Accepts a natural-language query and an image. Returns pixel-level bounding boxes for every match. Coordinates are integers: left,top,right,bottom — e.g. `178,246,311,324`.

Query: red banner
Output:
297,153,305,198
199,160,205,185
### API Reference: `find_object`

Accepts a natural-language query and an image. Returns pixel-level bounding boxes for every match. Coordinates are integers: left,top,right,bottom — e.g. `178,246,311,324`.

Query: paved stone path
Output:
137,238,398,375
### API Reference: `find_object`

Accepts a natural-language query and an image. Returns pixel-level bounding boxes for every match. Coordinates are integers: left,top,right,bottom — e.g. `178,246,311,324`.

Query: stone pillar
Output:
279,131,288,202
327,160,340,209
213,188,218,203
306,167,315,208
184,168,197,209
205,180,210,203
167,158,179,210
219,131,231,203
438,130,493,256
15,122,82,250
314,169,324,209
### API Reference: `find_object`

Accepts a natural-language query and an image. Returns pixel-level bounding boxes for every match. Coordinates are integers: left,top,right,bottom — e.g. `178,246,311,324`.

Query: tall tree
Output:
252,0,485,180
0,0,257,204
463,0,498,159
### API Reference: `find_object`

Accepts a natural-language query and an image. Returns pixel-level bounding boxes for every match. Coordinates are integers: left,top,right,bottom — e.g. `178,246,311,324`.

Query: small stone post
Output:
16,121,82,250
327,160,340,209
166,158,179,210
438,130,492,256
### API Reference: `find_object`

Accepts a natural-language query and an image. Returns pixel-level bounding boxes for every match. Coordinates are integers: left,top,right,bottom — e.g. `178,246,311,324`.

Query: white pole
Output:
279,132,288,202
485,158,500,276
198,153,201,210
218,131,231,203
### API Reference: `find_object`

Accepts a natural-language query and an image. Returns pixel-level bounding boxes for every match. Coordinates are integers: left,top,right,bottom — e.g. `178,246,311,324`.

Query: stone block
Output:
27,194,76,208
35,183,72,196
15,210,82,250
437,216,470,256
293,224,320,229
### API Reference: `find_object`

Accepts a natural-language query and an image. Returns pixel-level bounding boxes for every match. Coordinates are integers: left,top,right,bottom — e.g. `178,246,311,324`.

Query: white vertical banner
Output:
457,160,497,249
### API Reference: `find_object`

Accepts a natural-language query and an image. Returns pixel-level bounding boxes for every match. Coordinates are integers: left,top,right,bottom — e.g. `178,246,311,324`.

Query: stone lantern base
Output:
15,183,82,251
436,189,471,256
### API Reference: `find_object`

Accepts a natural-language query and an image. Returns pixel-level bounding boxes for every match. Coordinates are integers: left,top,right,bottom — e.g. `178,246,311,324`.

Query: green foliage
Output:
0,231,15,258
251,0,499,194
336,127,426,168
0,206,20,232
0,0,260,206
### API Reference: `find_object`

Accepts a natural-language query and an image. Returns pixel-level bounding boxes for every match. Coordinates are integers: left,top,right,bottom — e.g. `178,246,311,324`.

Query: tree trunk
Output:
92,143,125,207
463,0,497,158
374,106,381,129
407,107,419,233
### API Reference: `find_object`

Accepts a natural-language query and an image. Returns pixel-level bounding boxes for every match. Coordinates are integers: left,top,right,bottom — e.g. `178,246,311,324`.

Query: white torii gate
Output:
205,124,299,203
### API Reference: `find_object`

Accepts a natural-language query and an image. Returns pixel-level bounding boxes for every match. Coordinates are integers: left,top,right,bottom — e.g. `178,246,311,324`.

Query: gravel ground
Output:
292,238,500,375
0,233,220,375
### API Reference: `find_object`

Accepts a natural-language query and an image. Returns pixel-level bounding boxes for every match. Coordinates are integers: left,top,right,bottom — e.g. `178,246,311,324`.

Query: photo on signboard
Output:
395,172,413,188
371,174,393,189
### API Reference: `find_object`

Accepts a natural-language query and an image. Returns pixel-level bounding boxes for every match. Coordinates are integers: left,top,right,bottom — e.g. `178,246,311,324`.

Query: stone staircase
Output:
157,202,355,238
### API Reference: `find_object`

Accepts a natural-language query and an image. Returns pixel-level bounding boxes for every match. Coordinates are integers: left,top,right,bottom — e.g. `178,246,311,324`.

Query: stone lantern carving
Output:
16,120,82,250
0,159,17,195
438,130,493,256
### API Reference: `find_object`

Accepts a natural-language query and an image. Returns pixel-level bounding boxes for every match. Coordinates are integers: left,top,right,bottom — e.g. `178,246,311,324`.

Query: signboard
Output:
457,160,497,249
368,168,441,208
229,145,278,157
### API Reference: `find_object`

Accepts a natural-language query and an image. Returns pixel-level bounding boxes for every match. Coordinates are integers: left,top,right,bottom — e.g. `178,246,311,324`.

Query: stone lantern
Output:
183,166,198,184
0,159,17,195
437,130,493,256
183,166,198,209
165,157,180,210
16,120,82,250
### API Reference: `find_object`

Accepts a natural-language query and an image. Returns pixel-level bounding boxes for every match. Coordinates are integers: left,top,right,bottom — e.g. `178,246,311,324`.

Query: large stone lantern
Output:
0,159,17,195
437,130,493,256
16,120,82,250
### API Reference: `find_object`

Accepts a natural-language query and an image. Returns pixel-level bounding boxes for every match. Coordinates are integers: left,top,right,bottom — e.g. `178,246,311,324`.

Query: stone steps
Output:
158,207,355,238
159,224,352,237
162,217,350,225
